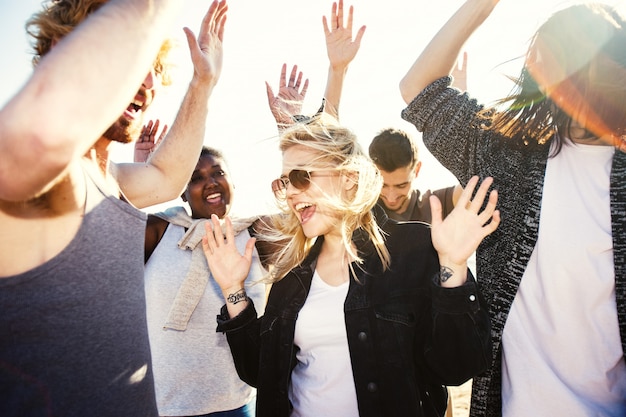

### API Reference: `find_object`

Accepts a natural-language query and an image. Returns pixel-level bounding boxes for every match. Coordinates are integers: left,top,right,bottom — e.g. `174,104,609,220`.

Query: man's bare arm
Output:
115,0,227,209
0,0,181,202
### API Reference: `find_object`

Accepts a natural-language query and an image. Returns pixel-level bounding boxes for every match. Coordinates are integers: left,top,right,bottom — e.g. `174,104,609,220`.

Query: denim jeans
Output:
191,399,256,417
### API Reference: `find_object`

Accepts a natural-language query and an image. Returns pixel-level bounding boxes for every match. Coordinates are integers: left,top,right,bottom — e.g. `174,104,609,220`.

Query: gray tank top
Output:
0,164,156,417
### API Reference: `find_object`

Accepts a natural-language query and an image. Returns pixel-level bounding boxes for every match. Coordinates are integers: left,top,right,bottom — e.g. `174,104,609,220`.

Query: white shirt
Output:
289,271,358,417
502,141,626,416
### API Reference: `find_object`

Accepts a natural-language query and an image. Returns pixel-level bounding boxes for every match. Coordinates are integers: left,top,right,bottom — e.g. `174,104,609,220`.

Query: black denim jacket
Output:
217,214,491,417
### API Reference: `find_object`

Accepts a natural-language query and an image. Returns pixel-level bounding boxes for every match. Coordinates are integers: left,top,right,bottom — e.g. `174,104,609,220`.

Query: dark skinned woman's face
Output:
182,155,234,219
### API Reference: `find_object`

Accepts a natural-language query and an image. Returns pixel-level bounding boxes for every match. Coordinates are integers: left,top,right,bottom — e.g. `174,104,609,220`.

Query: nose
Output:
285,180,301,198
142,69,156,90
203,176,218,187
383,189,400,203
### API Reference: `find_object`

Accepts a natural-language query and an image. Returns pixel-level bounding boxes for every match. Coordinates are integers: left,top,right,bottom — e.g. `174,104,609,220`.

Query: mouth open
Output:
123,98,145,120
295,202,316,223
206,192,223,205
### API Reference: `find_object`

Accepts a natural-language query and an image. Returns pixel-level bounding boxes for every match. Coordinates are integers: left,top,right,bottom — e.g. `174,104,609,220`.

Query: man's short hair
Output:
26,0,174,85
368,128,419,172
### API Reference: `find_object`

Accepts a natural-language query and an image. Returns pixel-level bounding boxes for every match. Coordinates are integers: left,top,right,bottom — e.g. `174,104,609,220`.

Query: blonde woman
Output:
202,116,499,417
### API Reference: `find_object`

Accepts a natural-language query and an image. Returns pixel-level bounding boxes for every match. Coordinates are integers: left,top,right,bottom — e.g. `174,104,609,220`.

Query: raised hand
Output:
202,214,256,300
322,0,366,71
266,63,309,128
430,176,500,277
134,119,168,163
183,0,227,87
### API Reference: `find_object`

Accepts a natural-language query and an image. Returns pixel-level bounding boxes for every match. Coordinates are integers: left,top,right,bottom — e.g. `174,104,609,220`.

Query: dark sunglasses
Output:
271,170,338,199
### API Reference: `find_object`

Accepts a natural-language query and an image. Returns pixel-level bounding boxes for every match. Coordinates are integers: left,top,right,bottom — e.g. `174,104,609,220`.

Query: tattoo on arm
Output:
439,266,454,283
227,289,248,305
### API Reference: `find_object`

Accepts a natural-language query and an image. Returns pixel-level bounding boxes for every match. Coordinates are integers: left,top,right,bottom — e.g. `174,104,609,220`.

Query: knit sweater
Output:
401,76,626,417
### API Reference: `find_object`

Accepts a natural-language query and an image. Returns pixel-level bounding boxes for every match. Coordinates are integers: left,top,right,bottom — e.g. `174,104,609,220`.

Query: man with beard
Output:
0,0,227,416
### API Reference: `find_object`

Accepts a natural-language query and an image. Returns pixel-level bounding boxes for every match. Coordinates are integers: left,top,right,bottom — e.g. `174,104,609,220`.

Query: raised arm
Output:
321,0,366,119
114,0,227,208
399,0,498,104
0,0,180,201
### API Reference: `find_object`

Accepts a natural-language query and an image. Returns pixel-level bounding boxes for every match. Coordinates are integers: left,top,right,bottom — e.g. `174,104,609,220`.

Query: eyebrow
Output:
384,181,411,187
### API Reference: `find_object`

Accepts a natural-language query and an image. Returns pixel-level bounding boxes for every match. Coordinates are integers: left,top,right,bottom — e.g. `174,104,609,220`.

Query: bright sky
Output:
2,0,625,217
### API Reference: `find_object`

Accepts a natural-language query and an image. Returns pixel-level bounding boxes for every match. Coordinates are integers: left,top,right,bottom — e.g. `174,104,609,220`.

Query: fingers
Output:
201,0,228,37
288,65,298,88
336,0,343,29
477,189,499,227
156,124,168,146
301,78,309,97
346,5,353,32
215,1,228,41
152,119,160,134
467,176,493,213
279,63,287,88
278,64,307,95
211,214,225,246
139,120,163,144
202,220,217,256
265,81,276,105
182,26,198,55
429,194,443,226
244,237,257,261
322,15,331,37
456,175,479,209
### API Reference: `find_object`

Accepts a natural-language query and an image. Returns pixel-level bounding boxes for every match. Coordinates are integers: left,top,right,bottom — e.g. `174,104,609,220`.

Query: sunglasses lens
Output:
271,170,312,199
271,178,287,198
289,170,311,189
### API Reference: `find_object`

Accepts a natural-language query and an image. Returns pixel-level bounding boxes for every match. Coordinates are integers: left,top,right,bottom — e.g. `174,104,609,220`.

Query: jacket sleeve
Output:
424,272,492,386
216,299,262,387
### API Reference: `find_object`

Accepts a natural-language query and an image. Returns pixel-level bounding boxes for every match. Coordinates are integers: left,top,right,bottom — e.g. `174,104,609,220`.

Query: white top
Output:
501,141,626,416
289,271,359,417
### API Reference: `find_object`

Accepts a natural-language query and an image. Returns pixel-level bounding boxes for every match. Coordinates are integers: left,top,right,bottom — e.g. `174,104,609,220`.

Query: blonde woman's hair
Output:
261,114,390,283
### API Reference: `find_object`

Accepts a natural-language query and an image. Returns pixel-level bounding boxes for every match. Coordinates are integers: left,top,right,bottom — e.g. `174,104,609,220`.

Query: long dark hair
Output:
486,3,626,155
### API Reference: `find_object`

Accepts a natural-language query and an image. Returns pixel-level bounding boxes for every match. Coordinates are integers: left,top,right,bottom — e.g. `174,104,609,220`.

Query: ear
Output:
343,171,358,191
414,161,422,178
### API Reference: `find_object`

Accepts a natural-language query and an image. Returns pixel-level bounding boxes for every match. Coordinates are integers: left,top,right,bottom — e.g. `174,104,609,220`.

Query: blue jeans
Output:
193,399,256,417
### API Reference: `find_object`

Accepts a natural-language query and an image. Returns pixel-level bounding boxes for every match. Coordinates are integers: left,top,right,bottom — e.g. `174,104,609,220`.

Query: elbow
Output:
0,127,74,202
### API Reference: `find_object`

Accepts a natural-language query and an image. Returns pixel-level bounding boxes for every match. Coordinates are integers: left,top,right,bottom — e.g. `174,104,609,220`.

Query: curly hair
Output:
25,0,175,85
261,114,390,283
488,3,626,154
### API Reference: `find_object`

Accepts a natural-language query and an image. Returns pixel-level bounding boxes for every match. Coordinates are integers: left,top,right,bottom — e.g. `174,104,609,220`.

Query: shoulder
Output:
145,215,171,263
382,218,433,250
147,214,170,232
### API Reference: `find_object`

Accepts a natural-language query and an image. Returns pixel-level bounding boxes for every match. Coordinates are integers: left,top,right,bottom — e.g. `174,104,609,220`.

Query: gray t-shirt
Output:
0,166,156,417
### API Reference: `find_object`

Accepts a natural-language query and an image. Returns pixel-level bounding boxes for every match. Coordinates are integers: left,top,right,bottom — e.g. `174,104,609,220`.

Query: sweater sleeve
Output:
401,76,494,187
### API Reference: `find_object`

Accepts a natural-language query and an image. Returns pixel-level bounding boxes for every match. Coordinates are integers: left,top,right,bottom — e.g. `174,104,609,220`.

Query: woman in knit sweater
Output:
399,1,626,416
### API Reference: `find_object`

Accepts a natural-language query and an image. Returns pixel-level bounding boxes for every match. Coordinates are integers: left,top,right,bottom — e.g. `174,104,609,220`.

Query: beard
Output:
102,115,143,144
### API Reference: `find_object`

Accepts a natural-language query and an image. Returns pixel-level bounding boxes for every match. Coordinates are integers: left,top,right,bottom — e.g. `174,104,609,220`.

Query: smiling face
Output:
182,154,233,219
102,70,159,144
378,162,420,214
282,145,344,239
